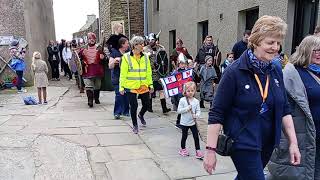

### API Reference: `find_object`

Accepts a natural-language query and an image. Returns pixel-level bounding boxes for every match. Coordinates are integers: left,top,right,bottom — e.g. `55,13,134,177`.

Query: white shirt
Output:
62,47,72,63
177,97,201,126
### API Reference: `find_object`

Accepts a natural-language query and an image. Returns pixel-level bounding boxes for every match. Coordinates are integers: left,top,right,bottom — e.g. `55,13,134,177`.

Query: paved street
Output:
0,78,236,180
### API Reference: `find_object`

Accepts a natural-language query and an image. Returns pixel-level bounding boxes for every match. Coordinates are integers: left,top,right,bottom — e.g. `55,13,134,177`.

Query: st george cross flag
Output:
160,69,193,98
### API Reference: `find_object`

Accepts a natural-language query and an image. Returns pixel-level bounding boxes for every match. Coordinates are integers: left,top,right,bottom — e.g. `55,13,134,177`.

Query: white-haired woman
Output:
268,35,320,180
119,36,153,134
31,51,49,104
203,15,301,179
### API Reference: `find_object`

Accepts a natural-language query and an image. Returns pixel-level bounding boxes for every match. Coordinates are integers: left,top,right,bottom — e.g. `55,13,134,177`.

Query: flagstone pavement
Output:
0,78,236,180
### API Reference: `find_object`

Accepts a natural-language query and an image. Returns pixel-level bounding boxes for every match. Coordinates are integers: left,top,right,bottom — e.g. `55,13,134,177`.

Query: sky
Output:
53,0,99,41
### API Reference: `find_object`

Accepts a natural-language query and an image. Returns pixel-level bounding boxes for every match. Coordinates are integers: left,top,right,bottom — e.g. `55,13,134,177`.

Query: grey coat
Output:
268,63,316,180
199,65,217,101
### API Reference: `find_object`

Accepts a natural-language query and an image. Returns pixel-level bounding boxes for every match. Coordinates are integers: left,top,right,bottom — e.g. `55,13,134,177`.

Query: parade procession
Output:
1,0,320,180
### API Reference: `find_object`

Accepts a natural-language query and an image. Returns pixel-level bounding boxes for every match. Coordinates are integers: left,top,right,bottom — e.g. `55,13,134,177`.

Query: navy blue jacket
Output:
208,50,291,150
232,40,248,60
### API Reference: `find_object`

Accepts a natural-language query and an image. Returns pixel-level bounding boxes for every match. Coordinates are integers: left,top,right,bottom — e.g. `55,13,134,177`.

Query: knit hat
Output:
205,55,213,62
178,53,188,64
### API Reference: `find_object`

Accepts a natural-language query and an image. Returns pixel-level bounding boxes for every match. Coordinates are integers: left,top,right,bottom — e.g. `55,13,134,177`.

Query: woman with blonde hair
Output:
203,15,301,179
268,35,320,180
31,51,49,104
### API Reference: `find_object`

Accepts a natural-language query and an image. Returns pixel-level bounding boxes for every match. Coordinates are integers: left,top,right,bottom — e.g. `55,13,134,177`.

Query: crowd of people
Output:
7,14,320,180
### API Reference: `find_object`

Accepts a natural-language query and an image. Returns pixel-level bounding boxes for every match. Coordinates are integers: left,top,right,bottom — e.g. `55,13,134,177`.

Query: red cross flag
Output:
160,69,193,98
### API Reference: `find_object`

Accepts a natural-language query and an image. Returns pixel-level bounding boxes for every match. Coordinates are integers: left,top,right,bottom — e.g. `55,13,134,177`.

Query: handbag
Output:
216,121,249,156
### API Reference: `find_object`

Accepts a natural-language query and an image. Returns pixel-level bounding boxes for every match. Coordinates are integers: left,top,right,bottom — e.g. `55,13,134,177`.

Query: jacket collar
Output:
238,49,275,73
130,51,144,57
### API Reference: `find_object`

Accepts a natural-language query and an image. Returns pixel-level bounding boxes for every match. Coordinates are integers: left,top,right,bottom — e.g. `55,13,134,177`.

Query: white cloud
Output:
53,0,99,41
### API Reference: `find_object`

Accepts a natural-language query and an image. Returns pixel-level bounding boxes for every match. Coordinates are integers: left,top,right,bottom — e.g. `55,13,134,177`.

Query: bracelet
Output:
205,146,217,152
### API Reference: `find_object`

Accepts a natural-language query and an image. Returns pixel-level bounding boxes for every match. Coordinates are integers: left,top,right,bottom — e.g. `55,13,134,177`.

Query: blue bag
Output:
23,96,38,105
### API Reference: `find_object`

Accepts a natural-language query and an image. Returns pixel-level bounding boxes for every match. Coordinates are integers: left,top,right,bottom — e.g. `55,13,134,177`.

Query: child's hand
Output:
188,105,192,111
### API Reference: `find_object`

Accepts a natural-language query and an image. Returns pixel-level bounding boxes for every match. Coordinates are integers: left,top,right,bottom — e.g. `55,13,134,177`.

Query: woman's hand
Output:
289,143,301,165
203,151,217,175
120,90,125,95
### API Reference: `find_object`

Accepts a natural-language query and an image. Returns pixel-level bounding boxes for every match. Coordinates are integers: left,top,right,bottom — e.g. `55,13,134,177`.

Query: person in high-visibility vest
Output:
119,36,154,134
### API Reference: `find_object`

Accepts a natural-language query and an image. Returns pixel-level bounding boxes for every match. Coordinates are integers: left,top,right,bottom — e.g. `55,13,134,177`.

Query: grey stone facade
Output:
0,0,56,86
147,0,320,60
73,15,100,43
99,0,144,41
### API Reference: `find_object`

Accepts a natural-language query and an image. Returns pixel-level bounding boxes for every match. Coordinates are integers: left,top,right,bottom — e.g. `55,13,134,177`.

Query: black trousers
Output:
49,60,60,79
127,92,150,127
181,124,200,150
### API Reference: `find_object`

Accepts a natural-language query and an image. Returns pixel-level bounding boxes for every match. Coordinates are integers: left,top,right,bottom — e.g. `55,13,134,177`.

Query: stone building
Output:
147,0,320,59
0,0,56,86
73,15,100,43
98,0,144,42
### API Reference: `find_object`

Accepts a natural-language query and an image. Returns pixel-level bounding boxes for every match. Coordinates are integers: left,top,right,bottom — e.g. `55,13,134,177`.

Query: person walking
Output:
203,15,301,180
79,32,105,107
268,35,320,180
119,36,153,134
31,51,49,104
109,37,130,119
232,30,251,60
177,81,203,159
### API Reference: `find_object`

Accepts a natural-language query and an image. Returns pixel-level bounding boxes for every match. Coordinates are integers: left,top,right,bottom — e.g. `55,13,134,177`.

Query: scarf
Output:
308,63,320,75
247,49,271,72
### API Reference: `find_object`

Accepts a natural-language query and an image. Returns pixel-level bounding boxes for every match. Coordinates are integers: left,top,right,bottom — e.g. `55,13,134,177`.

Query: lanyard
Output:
254,74,269,103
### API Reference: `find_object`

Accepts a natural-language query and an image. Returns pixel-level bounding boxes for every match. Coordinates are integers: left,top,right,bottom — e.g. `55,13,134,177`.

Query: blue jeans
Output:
113,84,129,116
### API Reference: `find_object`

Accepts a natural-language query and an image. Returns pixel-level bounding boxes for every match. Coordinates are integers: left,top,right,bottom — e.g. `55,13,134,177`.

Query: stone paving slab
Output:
105,159,169,180
96,133,143,146
44,127,82,135
55,134,100,147
87,147,112,163
32,136,94,180
81,126,132,134
0,125,25,133
0,149,35,180
157,156,235,180
0,134,38,148
105,144,154,161
140,127,205,158
196,172,238,180
95,120,127,126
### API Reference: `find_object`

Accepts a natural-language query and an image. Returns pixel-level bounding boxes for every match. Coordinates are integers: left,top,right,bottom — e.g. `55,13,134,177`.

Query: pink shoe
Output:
195,150,204,159
179,149,189,156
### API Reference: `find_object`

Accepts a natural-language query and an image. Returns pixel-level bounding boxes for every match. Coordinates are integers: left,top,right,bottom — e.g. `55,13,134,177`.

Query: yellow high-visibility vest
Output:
119,52,153,91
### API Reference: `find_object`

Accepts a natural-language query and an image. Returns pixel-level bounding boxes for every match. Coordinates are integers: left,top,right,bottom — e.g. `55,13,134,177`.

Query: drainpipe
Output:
144,0,148,36
127,0,131,39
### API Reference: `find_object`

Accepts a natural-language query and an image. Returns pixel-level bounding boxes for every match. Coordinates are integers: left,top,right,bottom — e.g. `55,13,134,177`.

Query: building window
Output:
237,7,259,40
197,20,208,49
292,0,319,53
154,0,159,11
169,30,176,51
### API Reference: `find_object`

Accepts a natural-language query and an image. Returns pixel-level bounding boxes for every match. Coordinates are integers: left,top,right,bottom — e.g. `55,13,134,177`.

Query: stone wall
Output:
0,0,56,85
73,18,100,43
99,0,144,40
148,0,320,60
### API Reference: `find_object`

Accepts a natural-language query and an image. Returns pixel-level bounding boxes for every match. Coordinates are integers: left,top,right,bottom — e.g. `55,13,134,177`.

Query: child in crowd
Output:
9,47,26,93
220,52,234,73
199,55,217,108
31,51,49,104
171,53,188,128
177,81,203,159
